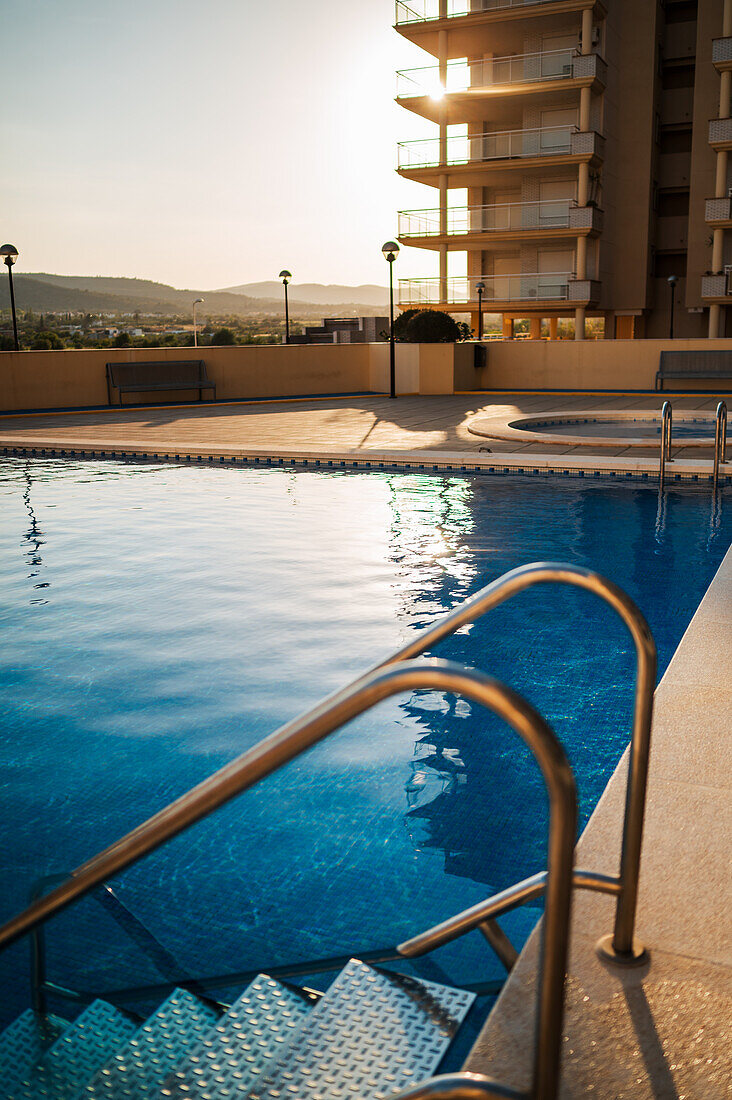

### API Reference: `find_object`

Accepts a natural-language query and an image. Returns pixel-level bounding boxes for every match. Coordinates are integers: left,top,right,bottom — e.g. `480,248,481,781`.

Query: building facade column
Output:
710,0,732,336
575,307,586,340
438,27,449,306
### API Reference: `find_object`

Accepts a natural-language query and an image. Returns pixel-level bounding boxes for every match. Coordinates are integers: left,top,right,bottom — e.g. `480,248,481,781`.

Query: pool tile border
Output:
0,439,729,485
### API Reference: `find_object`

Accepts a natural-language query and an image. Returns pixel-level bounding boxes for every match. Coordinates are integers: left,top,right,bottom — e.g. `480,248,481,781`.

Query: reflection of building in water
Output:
22,467,50,604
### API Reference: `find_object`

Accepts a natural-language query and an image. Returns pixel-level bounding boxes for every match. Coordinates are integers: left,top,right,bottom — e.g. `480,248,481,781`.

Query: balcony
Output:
396,51,606,122
397,126,605,177
708,117,732,150
398,200,603,247
705,196,732,226
398,273,600,309
712,36,732,72
701,272,732,301
395,0,560,25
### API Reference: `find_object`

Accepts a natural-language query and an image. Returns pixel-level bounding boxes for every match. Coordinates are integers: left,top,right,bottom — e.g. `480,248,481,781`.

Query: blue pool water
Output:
0,458,729,1026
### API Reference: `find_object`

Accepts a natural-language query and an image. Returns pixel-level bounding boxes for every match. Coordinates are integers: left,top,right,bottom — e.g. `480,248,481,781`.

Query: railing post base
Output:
595,933,648,967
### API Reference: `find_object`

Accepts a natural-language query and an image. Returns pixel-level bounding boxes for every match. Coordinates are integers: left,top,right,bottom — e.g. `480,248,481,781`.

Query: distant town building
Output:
289,316,389,344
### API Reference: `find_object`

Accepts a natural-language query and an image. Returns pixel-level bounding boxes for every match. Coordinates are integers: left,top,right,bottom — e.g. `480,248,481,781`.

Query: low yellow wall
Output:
0,344,375,412
481,338,732,391
2,339,729,413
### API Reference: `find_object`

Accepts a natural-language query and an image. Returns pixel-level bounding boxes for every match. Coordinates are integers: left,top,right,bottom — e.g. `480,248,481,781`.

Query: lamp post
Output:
1,244,20,351
476,280,485,341
192,297,204,348
382,241,400,399
667,275,678,340
279,270,292,344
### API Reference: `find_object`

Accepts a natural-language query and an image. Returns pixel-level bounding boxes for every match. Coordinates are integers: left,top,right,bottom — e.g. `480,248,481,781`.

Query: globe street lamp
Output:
667,275,678,340
279,270,292,344
1,245,20,351
382,241,400,399
476,280,485,341
192,298,204,348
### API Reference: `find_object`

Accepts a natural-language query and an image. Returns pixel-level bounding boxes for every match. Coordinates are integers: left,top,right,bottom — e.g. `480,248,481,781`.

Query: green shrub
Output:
394,309,472,343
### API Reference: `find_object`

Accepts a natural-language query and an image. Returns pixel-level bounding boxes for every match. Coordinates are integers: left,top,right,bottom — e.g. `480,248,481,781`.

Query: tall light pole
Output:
667,275,678,340
1,245,20,351
476,280,485,341
382,241,400,399
279,270,292,344
192,297,204,348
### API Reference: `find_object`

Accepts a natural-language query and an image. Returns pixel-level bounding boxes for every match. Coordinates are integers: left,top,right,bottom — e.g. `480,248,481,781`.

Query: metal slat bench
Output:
656,350,732,391
106,360,216,406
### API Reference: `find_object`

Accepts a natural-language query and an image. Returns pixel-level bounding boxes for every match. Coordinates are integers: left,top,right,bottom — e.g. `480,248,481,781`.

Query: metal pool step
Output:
11,999,137,1099
83,988,219,1097
0,960,474,1100
0,1009,69,1099
245,958,475,1100
160,975,314,1098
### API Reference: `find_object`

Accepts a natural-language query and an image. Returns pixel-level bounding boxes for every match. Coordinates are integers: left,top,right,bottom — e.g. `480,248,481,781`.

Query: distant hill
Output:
1,274,388,317
219,281,389,307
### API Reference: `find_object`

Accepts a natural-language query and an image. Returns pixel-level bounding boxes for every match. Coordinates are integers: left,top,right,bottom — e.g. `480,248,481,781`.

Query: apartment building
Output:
394,0,732,339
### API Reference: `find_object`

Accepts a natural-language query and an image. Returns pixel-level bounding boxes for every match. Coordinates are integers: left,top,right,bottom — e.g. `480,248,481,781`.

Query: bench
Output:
106,360,216,406
656,350,732,391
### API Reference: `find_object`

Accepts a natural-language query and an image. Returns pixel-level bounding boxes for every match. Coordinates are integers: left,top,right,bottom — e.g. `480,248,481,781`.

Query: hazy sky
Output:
3,0,450,289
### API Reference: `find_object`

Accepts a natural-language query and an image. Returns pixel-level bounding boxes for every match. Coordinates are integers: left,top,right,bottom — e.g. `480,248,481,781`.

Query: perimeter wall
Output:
0,339,730,413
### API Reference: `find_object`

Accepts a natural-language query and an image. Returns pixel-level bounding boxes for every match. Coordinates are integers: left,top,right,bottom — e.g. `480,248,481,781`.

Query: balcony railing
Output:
705,197,732,223
397,126,605,169
701,273,732,298
399,272,580,306
395,0,558,24
396,48,603,97
708,117,732,146
398,200,603,237
712,36,732,67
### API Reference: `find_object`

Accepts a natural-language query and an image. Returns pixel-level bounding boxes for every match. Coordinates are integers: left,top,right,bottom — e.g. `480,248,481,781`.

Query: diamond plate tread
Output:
245,959,475,1100
10,1000,137,1100
159,975,314,1098
81,988,219,1098
0,1010,70,1099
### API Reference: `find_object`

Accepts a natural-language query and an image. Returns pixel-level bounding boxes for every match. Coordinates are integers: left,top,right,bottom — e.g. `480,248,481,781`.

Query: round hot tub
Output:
468,411,718,449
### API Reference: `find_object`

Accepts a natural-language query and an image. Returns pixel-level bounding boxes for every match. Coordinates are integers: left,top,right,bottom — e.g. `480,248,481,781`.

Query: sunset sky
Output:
3,0,456,290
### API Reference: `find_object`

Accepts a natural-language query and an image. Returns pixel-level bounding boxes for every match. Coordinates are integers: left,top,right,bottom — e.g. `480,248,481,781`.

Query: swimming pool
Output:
0,458,729,1027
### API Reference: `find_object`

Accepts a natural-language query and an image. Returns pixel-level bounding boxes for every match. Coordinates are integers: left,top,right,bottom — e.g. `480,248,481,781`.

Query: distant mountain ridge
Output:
1,274,389,317
219,281,389,307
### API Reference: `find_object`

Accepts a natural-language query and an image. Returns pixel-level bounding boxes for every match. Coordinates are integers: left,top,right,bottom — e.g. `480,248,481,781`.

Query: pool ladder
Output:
659,400,727,488
0,563,658,1100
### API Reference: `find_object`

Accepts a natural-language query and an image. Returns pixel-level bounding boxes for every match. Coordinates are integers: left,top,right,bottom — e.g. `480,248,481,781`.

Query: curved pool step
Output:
82,989,219,1098
11,1000,137,1100
0,1009,69,1100
160,975,314,1098
244,959,475,1100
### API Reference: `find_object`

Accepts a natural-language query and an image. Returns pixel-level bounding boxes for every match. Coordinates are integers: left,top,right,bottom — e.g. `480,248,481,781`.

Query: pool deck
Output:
0,391,729,481
466,544,732,1098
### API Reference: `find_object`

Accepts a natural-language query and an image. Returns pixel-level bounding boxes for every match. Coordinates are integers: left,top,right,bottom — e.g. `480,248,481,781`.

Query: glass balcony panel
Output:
395,0,561,25
397,49,583,98
397,126,577,170
398,201,574,237
398,273,574,305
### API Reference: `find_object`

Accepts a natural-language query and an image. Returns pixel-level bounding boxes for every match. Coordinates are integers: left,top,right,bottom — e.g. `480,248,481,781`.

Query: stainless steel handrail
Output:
371,562,655,964
0,660,577,1100
659,400,672,488
393,1074,524,1099
713,400,727,489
